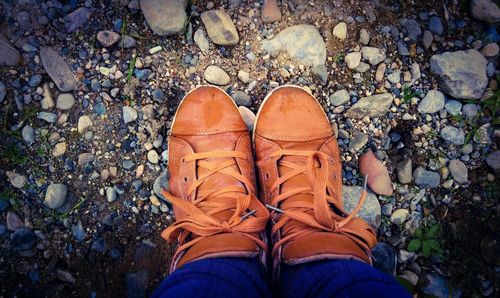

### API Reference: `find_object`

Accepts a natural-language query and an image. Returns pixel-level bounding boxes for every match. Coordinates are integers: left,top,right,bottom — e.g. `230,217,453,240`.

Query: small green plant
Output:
127,53,137,83
333,53,345,63
407,223,444,258
57,198,86,220
401,84,421,104
0,143,29,165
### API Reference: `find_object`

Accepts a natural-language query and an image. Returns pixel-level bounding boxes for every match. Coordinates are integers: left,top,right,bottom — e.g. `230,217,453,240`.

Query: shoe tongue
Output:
180,133,245,221
275,139,327,234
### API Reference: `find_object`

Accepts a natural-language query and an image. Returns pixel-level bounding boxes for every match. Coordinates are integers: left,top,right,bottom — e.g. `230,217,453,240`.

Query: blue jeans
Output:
151,257,410,297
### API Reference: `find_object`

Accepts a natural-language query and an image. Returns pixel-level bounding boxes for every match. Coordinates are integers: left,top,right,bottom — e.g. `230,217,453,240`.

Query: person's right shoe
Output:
253,86,377,278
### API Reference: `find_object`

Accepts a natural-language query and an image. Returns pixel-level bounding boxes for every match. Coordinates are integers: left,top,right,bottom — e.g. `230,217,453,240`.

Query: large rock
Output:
63,7,92,33
413,167,440,188
40,47,78,92
430,50,488,100
204,65,230,85
201,10,239,45
343,186,381,229
471,0,500,24
486,150,500,176
44,184,68,209
0,33,21,66
418,90,445,114
140,0,187,36
261,24,326,66
361,46,386,65
345,93,393,119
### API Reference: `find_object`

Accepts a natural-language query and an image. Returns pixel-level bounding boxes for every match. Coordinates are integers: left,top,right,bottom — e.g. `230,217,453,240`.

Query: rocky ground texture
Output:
1,0,499,297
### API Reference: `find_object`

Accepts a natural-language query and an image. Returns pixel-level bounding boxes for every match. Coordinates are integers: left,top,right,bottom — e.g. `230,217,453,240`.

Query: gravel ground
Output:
0,0,499,297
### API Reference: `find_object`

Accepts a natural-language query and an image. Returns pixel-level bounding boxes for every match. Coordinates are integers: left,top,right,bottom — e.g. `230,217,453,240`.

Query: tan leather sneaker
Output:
253,85,377,278
161,86,269,272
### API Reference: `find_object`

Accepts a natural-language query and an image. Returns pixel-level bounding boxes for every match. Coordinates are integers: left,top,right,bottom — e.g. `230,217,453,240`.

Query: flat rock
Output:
261,24,326,66
345,93,393,119
40,47,78,92
486,150,500,176
194,29,210,54
77,115,92,133
238,106,256,131
448,160,468,184
418,90,445,113
329,89,350,106
440,126,465,145
361,46,386,65
359,150,393,196
44,184,68,209
397,159,412,184
413,167,440,188
471,0,500,24
349,132,368,153
56,94,75,110
0,33,21,66
63,7,92,33
430,49,487,100
345,52,361,69
97,31,121,47
140,0,187,36
6,171,26,189
204,65,230,85
123,106,138,123
343,186,381,229
332,22,347,40
201,10,239,45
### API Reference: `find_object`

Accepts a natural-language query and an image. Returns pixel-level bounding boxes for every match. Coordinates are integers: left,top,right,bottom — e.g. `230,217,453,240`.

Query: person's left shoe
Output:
161,86,270,272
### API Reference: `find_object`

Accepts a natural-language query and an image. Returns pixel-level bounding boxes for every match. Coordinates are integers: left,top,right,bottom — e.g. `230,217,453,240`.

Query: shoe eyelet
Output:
328,158,334,164
181,158,186,163
183,177,189,183
264,173,270,181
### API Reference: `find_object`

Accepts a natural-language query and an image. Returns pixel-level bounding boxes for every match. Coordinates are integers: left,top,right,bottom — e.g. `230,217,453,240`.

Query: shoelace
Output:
160,150,270,262
266,149,377,257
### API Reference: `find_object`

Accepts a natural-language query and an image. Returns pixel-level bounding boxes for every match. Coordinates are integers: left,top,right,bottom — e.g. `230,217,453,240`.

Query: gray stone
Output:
397,41,409,56
52,142,67,157
123,106,138,124
448,160,468,184
6,171,26,189
140,0,187,36
0,33,21,66
40,47,78,92
471,0,500,24
397,159,412,184
78,153,94,166
194,29,210,54
78,115,92,133
345,52,361,69
56,94,75,110
204,65,230,85
329,89,350,106
400,18,422,42
37,112,57,123
63,7,92,33
359,29,370,45
423,30,433,49
106,187,117,202
345,93,393,119
486,150,500,175
201,10,239,45
261,24,326,66
445,100,462,115
311,65,328,84
411,63,421,81
353,62,370,73
462,104,478,120
122,35,137,48
237,70,250,83
97,31,121,47
7,211,23,231
387,70,401,84
343,186,381,228
390,209,409,225
413,167,440,188
430,49,488,100
349,132,368,153
440,126,465,145
361,46,386,65
22,125,35,144
481,43,499,57
332,22,347,40
232,91,252,107
418,90,445,113
44,184,68,209
153,172,170,200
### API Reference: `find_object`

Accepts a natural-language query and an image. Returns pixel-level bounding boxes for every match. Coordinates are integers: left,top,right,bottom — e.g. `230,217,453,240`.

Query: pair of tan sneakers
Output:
160,85,377,277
